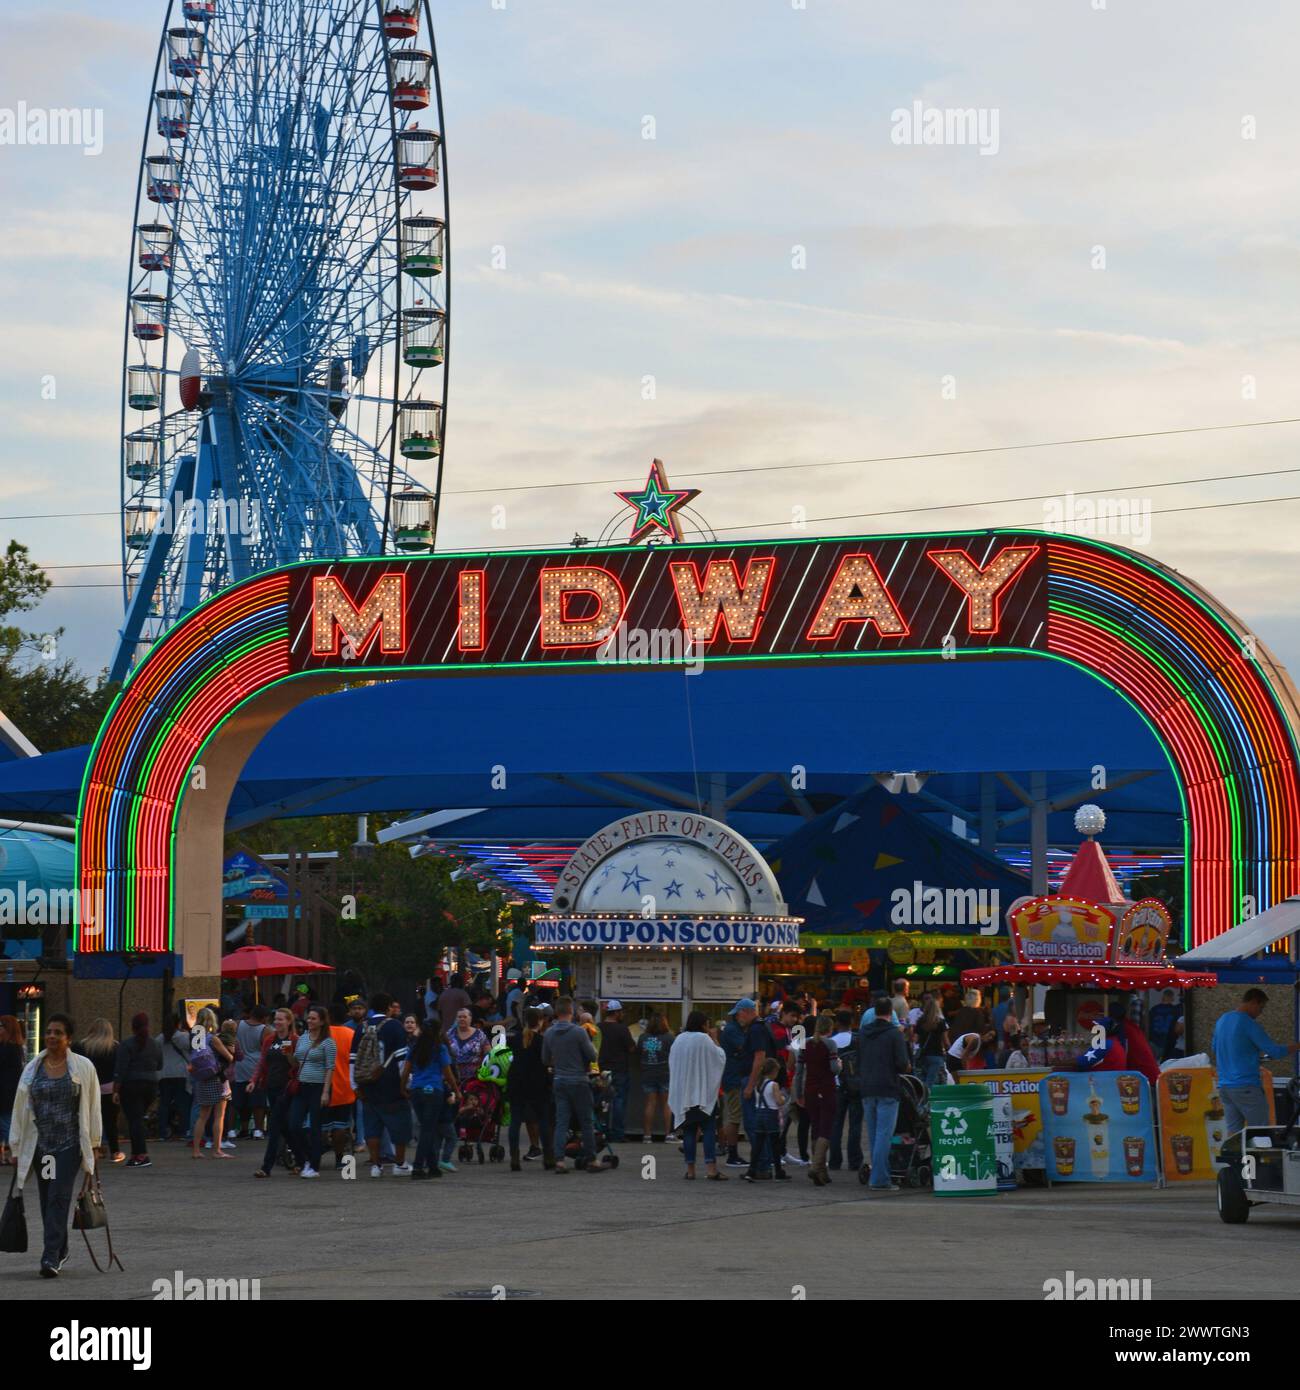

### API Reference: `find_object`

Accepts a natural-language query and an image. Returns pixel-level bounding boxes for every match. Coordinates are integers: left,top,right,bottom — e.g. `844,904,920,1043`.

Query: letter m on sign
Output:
312,573,406,657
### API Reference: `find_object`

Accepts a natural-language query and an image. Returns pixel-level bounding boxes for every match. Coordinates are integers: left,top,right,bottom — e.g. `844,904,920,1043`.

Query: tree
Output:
0,540,118,752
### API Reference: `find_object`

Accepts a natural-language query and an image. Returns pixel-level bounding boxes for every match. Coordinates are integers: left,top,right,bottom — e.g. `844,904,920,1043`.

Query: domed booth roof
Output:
574,838,750,914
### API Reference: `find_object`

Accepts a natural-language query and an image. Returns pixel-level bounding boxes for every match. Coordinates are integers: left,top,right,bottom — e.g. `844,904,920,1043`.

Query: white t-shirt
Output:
756,1077,783,1111
948,1032,981,1059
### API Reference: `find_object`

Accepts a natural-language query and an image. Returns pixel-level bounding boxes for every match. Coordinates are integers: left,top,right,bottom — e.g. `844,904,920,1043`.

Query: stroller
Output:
559,1070,621,1169
457,1079,506,1164
857,1073,933,1188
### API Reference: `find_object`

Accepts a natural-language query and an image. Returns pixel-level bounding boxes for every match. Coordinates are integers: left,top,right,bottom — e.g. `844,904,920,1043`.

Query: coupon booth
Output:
957,806,1216,1183
532,811,802,1025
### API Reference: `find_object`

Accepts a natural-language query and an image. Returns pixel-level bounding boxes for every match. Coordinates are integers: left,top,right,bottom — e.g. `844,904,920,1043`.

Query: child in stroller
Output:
457,1079,506,1164
558,1070,621,1169
857,1073,933,1188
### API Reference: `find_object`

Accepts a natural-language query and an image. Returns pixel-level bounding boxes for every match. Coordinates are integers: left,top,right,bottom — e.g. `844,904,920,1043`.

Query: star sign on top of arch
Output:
616,459,700,543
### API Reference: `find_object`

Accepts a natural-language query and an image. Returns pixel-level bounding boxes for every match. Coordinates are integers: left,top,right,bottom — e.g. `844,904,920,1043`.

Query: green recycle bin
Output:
929,1084,998,1196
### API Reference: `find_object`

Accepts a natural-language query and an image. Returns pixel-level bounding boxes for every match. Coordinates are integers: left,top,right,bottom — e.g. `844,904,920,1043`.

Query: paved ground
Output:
4,1141,1298,1300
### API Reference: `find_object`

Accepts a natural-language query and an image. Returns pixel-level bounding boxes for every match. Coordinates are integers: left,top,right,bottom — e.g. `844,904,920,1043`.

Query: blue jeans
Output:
919,1055,948,1090
411,1089,445,1170
34,1146,79,1268
681,1114,717,1166
607,1071,629,1141
831,1089,863,1169
554,1077,596,1162
439,1096,459,1162
1220,1084,1269,1134
862,1095,900,1189
288,1082,324,1169
741,1091,771,1173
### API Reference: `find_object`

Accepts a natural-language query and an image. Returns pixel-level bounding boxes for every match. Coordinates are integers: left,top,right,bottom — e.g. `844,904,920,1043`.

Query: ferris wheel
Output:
112,0,450,681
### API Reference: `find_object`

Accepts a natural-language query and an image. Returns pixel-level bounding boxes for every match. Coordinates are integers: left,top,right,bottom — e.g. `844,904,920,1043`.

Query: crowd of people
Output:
6,964,1296,1279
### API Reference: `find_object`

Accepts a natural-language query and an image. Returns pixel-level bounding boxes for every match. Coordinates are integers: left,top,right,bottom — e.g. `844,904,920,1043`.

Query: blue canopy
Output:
0,657,1181,847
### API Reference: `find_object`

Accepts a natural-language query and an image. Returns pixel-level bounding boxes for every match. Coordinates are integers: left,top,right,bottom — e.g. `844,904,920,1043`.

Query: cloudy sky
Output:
3,0,1300,679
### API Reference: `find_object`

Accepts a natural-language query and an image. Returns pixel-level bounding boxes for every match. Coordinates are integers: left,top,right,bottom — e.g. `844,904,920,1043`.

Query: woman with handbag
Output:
250,1008,300,1178
288,1005,335,1178
667,1012,727,1181
190,1008,234,1159
8,1013,102,1277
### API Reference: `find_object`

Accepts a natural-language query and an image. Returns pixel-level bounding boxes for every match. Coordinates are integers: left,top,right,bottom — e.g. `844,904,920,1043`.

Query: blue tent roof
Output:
0,657,1181,847
769,783,1030,934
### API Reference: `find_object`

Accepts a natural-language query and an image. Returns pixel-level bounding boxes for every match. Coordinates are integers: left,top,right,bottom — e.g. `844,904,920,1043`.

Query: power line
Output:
441,415,1300,496
39,489,1300,588
707,464,1300,534
7,415,1298,523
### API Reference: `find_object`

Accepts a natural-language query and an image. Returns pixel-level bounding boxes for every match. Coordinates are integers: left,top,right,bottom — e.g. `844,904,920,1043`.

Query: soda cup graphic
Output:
1123,1134,1145,1177
1117,1074,1141,1116
1053,1135,1076,1176
1168,1073,1192,1114
1171,1133,1194,1175
1047,1075,1070,1117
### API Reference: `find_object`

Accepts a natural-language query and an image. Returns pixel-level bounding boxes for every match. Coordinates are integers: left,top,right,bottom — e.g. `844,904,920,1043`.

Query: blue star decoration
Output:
695,888,706,900
664,880,683,898
707,869,736,900
621,865,650,894
615,458,700,543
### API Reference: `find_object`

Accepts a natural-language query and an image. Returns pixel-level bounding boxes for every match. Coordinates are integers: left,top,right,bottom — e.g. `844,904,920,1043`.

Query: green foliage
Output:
0,540,118,753
231,816,505,985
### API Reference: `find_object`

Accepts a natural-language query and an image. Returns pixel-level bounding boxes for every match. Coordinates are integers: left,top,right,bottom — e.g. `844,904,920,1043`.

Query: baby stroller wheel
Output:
606,1153,620,1169
857,1166,870,1185
489,1144,504,1163
917,1164,932,1187
477,1146,486,1164
459,1143,471,1163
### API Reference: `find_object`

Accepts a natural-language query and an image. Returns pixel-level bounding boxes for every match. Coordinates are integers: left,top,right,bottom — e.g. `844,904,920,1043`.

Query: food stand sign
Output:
689,955,757,1001
1158,1066,1275,1181
929,1085,999,1196
959,1069,1049,1172
1039,1072,1157,1183
1115,898,1172,966
1008,896,1115,967
598,953,684,1001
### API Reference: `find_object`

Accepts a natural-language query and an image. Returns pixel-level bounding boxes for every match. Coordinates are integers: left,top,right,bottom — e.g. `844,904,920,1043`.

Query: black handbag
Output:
73,1167,123,1272
0,1171,26,1253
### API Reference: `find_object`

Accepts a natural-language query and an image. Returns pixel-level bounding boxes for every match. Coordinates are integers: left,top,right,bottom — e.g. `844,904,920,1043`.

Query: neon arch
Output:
76,532,1300,970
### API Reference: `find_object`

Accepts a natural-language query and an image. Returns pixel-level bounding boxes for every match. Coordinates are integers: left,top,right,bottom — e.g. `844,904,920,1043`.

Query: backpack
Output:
838,1037,862,1097
354,1023,383,1085
189,1042,219,1081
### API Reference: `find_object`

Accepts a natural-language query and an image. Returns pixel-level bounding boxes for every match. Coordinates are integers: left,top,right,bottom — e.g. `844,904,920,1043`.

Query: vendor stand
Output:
957,807,1217,1185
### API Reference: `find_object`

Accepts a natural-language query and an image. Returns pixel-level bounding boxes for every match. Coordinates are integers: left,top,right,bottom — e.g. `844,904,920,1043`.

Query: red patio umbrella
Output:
220,944,332,1003
220,945,332,977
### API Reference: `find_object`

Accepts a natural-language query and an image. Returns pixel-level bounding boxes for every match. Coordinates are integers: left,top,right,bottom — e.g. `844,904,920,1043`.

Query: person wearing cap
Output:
719,998,772,1174
598,1001,634,1142
290,983,312,1020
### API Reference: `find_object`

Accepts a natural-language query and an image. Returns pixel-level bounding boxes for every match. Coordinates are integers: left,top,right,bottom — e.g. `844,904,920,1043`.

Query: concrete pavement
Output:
3,1141,1297,1300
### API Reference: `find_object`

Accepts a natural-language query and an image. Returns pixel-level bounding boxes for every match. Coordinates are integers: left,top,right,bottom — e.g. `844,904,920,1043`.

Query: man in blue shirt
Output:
1211,989,1299,1133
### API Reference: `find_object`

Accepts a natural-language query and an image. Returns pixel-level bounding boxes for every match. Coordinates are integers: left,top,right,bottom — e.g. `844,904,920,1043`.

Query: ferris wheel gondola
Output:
112,0,450,681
